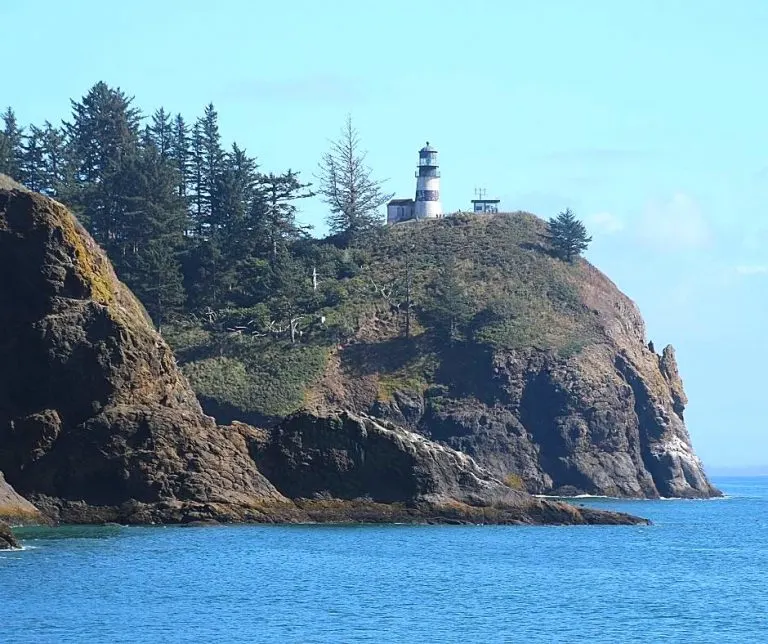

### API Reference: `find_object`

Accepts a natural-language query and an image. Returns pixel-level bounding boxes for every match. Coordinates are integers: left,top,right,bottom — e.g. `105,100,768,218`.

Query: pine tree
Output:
423,258,473,344
119,144,187,324
253,170,314,260
39,122,67,197
316,115,393,244
63,82,141,252
64,82,141,184
189,120,205,235
20,125,46,192
0,132,10,177
198,103,225,233
134,239,186,328
169,114,190,201
148,108,173,159
215,143,258,260
0,107,24,179
547,208,592,262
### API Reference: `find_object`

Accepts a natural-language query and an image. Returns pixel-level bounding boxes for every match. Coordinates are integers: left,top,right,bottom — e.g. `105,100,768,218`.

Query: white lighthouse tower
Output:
414,142,442,219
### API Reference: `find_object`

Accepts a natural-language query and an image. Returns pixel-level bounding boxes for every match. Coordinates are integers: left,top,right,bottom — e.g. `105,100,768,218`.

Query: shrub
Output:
503,473,525,490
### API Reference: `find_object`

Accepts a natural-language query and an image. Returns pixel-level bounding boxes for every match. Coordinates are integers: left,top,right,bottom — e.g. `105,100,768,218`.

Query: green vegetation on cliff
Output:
164,213,603,420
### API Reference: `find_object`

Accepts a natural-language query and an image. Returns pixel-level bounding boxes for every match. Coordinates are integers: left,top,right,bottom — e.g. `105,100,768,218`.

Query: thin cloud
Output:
637,192,711,250
222,74,367,104
539,148,655,165
734,264,768,276
586,211,624,235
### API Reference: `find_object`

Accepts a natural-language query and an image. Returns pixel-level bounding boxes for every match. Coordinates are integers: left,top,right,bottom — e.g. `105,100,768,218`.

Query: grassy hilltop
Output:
165,212,606,424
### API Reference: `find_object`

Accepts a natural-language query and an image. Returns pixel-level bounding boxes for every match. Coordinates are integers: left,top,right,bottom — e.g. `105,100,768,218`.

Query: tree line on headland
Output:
0,81,591,334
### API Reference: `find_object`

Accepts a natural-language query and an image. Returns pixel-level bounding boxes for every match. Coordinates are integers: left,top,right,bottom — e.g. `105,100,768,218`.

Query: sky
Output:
3,0,766,471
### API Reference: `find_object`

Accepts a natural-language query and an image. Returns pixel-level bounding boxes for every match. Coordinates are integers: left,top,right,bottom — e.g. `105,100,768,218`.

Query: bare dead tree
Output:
289,315,306,343
315,115,394,243
404,243,413,338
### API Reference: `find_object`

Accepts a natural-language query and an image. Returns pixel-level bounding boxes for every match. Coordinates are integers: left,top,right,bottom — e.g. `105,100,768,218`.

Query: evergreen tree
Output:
135,239,186,328
63,82,141,252
64,82,141,184
215,143,258,259
169,114,190,201
20,125,46,192
423,258,474,344
119,145,187,324
546,208,592,262
0,107,24,179
267,251,314,342
253,170,314,260
39,122,67,197
189,120,205,235
197,103,225,234
183,237,227,310
0,86,401,332
148,108,173,159
0,133,10,177
316,115,393,244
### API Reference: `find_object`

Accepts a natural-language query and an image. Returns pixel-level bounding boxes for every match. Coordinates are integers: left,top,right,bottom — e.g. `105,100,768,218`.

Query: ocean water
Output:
1,477,767,643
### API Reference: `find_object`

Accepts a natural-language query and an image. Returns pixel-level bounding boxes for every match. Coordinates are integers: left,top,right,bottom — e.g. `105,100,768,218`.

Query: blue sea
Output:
1,477,767,643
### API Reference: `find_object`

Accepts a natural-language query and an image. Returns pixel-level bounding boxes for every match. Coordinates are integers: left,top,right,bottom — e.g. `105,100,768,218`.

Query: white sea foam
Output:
534,494,618,500
658,495,731,501
0,544,34,554
535,493,731,501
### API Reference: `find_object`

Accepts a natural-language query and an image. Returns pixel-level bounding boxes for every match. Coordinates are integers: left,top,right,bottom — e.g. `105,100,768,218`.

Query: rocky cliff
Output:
296,215,720,499
0,180,643,526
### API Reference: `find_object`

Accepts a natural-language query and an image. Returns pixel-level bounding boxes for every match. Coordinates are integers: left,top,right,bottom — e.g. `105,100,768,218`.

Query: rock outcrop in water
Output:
0,179,645,526
0,520,20,550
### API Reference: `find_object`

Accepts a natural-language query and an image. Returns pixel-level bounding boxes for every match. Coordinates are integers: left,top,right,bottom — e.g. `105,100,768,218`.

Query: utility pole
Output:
312,266,318,292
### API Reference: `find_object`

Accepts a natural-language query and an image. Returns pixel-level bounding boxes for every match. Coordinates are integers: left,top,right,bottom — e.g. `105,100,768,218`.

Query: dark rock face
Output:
419,344,718,498
0,521,20,550
0,184,294,524
252,411,647,526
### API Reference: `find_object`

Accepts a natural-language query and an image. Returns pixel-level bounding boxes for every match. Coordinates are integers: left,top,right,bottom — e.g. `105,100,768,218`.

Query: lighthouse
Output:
414,142,442,219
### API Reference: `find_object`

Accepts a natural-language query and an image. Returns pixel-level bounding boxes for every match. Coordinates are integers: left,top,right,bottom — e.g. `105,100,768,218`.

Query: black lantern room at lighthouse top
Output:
416,142,439,177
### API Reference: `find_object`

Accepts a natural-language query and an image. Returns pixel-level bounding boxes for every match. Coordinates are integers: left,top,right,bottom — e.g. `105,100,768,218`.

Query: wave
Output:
534,494,615,500
0,543,36,553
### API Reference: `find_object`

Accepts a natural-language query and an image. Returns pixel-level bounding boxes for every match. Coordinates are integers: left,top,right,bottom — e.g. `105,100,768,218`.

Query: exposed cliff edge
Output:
0,180,644,526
